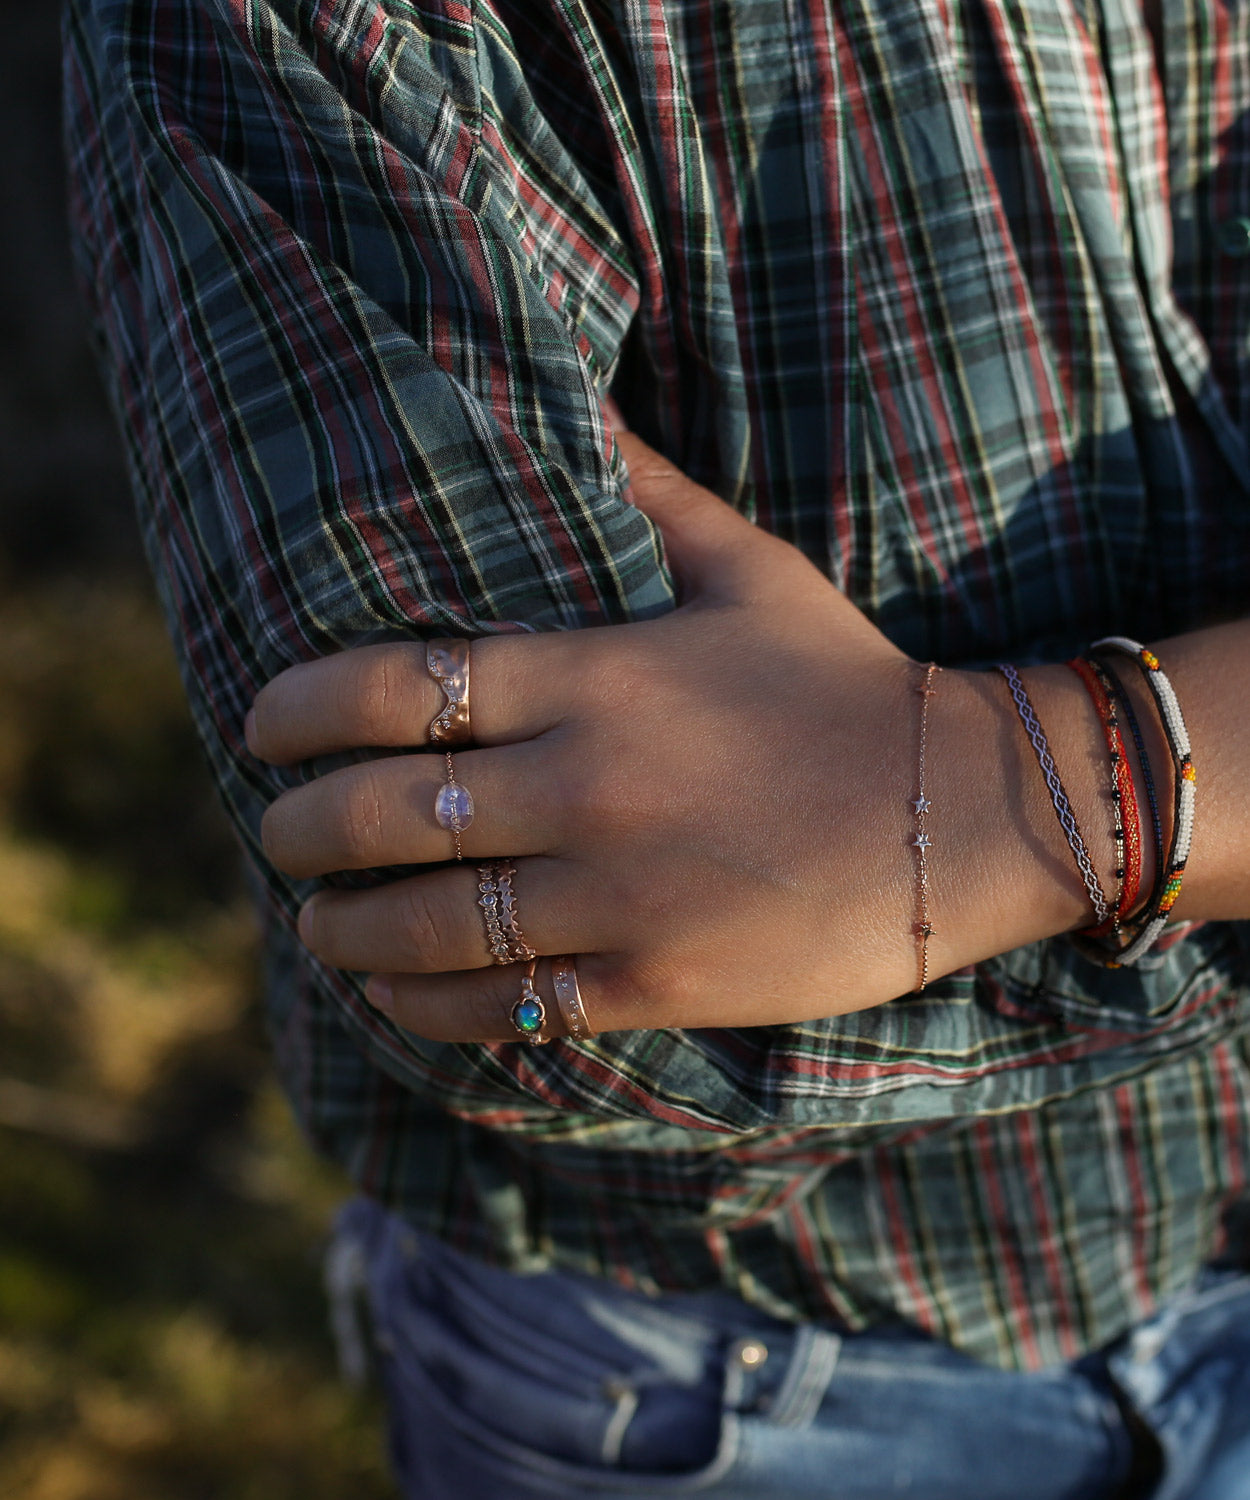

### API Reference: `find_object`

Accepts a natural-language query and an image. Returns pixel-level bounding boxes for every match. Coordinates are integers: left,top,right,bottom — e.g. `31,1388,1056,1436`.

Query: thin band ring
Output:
551,957,593,1039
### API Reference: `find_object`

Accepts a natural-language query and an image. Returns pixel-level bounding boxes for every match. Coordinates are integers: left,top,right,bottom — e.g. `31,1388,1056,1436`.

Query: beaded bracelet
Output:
1084,655,1146,923
1086,637,1195,966
1092,652,1164,888
997,663,1111,929
1067,656,1143,934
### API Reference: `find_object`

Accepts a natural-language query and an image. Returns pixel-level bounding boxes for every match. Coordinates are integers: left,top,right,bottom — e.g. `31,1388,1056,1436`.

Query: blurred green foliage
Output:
0,579,394,1499
0,10,395,1492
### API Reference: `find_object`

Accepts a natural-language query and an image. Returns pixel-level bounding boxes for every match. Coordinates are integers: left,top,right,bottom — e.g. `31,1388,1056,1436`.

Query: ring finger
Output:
298,856,604,975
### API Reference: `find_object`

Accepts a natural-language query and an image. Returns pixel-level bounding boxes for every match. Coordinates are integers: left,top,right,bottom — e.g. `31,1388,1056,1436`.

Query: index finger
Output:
246,633,575,764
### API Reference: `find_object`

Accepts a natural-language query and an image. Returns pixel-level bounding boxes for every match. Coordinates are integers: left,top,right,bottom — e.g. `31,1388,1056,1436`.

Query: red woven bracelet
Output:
1067,656,1143,935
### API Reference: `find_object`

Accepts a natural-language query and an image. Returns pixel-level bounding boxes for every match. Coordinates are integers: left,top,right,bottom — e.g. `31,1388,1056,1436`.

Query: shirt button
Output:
732,1338,769,1369
1217,217,1250,257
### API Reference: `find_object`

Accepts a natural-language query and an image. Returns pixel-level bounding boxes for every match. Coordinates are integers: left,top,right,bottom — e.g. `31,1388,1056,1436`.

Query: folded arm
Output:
251,427,1250,1039
67,0,1250,1137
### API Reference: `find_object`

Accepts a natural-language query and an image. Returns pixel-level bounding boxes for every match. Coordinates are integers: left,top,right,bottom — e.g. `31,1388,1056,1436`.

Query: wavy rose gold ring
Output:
426,638,471,746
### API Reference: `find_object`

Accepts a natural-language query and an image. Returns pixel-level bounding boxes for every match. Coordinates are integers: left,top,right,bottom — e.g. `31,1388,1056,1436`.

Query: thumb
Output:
614,428,768,602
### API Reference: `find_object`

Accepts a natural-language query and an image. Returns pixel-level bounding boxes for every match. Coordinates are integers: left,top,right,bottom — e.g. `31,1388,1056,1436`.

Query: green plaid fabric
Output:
66,0,1250,1368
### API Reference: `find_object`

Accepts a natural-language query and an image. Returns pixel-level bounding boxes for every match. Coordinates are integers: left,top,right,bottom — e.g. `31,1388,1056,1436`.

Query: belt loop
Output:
324,1215,376,1385
767,1326,842,1429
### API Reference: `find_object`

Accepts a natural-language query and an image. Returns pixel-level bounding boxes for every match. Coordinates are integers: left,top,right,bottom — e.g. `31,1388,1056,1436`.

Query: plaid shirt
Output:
65,0,1250,1369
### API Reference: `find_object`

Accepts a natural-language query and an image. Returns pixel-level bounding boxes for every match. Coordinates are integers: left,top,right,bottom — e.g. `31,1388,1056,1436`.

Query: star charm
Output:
912,795,931,814
913,833,932,850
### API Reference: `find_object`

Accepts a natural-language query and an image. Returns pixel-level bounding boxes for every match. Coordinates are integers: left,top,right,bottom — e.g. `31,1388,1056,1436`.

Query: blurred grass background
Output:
0,6,394,1494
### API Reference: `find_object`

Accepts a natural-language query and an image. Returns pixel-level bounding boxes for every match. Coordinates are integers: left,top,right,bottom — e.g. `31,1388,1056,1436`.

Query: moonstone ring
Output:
426,639,471,746
434,752,473,860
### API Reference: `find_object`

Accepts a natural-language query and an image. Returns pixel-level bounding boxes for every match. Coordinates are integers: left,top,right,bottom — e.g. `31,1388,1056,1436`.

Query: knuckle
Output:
478,981,516,1037
589,961,651,1028
400,976,507,1042
337,652,391,740
333,768,387,863
575,757,659,843
586,646,652,712
593,956,687,1032
440,975,513,1038
336,648,415,743
396,884,448,962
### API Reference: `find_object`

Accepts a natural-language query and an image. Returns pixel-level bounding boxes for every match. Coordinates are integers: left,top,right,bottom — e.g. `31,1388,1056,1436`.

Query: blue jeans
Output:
330,1198,1250,1499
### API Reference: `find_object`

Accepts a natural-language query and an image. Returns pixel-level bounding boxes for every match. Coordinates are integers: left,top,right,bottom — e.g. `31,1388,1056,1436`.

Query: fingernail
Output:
365,976,394,1015
244,708,258,754
297,897,319,946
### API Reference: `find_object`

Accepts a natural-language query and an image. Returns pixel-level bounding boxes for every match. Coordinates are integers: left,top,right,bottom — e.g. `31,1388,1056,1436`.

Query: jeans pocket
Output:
366,1228,743,1495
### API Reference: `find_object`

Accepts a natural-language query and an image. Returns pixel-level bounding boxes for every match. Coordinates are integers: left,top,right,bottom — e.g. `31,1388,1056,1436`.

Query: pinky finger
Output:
364,955,610,1044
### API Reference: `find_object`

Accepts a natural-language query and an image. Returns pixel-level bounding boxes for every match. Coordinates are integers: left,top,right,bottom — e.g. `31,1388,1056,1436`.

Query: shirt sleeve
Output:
63,0,1250,1150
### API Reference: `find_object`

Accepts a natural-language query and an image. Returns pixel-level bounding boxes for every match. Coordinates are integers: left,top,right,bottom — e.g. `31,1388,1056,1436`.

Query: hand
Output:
247,432,1088,1042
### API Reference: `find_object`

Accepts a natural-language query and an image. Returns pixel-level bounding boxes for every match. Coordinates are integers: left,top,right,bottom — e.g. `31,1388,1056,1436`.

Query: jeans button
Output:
1218,217,1250,257
732,1338,769,1370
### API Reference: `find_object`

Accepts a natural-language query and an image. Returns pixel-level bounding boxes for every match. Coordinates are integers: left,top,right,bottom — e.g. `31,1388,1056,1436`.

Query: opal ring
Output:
510,959,548,1045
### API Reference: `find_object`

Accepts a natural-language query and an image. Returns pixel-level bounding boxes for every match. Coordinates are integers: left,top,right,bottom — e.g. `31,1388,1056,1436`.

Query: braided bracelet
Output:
1087,638,1195,966
997,663,1111,929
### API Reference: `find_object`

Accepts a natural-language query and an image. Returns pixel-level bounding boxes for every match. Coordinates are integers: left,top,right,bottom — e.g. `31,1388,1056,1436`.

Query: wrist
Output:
921,664,1111,979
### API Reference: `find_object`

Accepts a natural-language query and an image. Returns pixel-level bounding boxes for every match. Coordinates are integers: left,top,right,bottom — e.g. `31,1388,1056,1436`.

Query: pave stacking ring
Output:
509,959,548,1045
551,957,592,1039
495,865,536,962
477,862,536,964
434,753,473,861
427,639,472,746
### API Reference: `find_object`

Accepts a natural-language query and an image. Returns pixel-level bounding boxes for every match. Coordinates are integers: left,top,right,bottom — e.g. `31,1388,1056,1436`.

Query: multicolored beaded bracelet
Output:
997,663,1111,930
1093,651,1165,885
1067,656,1143,934
1086,637,1195,967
